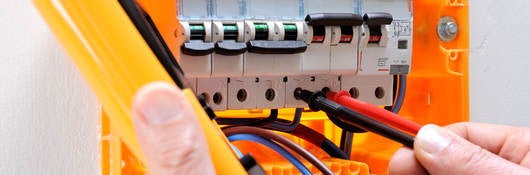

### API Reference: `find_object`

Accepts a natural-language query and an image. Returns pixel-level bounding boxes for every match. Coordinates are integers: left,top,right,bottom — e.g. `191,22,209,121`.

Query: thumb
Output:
131,82,215,175
414,124,528,175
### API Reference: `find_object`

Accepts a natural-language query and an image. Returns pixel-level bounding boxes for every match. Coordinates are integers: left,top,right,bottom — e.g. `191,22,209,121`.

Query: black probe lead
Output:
295,89,415,148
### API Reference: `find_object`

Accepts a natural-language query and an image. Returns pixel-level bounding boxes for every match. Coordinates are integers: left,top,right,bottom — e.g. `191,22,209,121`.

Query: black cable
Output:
216,108,302,132
295,89,415,148
339,130,353,160
320,139,348,159
290,123,349,160
385,74,399,111
246,109,279,126
216,109,278,127
328,112,360,159
217,117,348,159
265,108,303,132
329,112,360,160
327,113,366,133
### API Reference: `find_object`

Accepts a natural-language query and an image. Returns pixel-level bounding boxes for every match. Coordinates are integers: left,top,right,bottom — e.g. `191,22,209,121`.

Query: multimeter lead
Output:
326,90,421,134
295,89,415,148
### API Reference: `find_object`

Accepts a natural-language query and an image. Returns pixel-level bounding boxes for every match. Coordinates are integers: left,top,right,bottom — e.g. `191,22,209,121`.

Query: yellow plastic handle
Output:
32,0,246,174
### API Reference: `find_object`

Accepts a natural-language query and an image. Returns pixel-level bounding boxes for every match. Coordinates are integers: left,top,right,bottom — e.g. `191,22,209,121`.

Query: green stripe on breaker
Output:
254,23,269,40
283,24,297,32
223,24,239,40
189,24,205,31
284,23,298,40
223,24,238,32
254,23,268,31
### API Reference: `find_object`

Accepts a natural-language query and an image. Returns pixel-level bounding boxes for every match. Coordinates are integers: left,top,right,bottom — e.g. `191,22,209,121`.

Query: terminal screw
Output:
437,16,458,42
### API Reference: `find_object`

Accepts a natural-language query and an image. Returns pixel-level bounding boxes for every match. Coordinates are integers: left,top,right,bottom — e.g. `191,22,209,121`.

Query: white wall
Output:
469,0,530,126
0,0,100,174
1,0,530,174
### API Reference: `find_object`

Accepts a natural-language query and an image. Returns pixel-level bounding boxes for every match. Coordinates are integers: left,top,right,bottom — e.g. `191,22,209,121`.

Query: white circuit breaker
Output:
211,21,245,77
358,0,413,75
177,0,412,111
179,21,214,78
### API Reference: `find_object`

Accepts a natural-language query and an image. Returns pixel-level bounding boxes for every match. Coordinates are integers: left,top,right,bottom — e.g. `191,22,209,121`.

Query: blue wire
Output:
230,144,244,158
228,134,312,175
392,75,407,113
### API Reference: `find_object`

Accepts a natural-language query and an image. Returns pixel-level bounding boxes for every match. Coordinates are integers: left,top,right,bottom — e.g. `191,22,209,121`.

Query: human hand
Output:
131,82,215,175
389,123,530,175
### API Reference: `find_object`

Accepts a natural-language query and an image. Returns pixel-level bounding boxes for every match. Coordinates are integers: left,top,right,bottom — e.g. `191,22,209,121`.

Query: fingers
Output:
131,82,215,175
388,148,427,175
413,124,529,175
446,122,530,166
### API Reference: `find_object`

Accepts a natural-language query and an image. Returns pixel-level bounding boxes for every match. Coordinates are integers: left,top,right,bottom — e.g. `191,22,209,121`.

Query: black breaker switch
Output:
181,41,215,56
181,24,215,56
247,40,307,54
305,13,363,44
215,23,247,55
364,12,393,44
305,13,363,26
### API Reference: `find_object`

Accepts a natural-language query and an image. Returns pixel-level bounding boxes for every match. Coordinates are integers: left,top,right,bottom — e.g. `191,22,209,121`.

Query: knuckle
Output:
459,146,492,173
156,139,200,169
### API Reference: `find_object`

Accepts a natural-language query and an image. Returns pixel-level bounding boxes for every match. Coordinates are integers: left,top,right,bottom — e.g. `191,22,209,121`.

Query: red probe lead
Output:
326,90,422,134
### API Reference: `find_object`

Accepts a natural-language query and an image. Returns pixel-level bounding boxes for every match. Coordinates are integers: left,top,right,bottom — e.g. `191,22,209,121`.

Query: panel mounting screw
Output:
437,16,458,42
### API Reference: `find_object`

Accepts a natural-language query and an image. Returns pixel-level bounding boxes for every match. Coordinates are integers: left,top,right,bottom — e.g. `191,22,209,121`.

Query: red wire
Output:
326,90,421,134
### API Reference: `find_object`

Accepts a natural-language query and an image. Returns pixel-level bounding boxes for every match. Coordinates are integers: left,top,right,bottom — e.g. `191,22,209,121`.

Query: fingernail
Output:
139,90,183,125
416,124,452,154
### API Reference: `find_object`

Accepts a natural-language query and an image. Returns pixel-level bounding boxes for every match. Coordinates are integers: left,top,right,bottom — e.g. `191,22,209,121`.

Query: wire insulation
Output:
228,134,311,175
290,124,349,159
392,75,407,113
328,112,366,133
230,144,244,158
296,89,415,147
217,116,348,159
339,130,353,159
215,109,278,126
266,108,303,132
385,75,400,111
224,126,334,175
326,90,421,134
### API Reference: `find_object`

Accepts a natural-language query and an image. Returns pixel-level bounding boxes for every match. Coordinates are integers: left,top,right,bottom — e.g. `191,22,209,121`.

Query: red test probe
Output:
326,90,422,134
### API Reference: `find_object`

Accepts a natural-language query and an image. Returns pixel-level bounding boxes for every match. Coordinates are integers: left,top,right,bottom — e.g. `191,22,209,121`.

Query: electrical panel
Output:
34,0,469,174
178,0,411,111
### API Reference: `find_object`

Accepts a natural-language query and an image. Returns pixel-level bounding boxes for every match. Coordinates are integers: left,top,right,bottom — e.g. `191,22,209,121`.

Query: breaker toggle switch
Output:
181,23,215,56
214,23,247,55
302,13,363,74
364,12,393,46
178,21,214,78
339,26,354,43
305,13,363,44
310,26,326,43
247,40,307,54
305,13,363,26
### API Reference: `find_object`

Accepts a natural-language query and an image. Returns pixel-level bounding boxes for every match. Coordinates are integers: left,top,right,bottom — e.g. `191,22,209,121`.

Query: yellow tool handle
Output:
33,0,246,174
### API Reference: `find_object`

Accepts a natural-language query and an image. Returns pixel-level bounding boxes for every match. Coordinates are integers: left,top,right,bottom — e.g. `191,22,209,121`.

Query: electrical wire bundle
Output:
215,75,420,174
225,126,334,175
217,109,344,175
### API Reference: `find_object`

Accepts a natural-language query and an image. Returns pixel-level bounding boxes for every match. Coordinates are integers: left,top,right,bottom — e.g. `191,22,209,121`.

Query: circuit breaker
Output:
177,0,412,110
